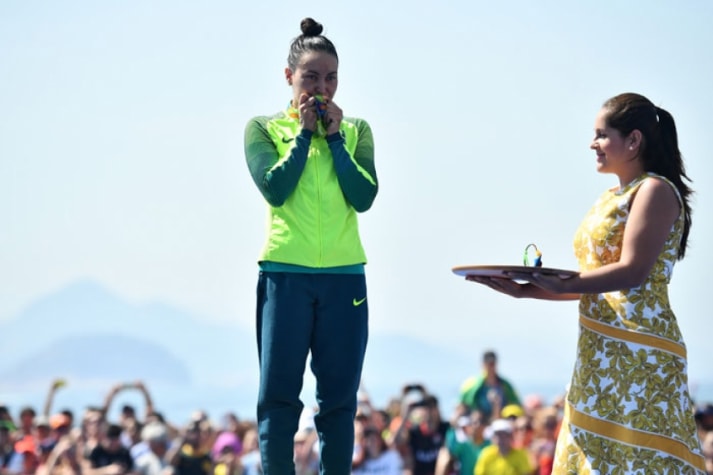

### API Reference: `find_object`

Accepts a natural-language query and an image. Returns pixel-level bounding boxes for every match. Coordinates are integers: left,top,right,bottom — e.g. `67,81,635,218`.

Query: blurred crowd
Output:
2,350,713,475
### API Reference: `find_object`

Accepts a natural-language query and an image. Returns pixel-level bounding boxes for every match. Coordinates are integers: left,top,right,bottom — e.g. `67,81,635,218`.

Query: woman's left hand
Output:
505,271,573,294
322,98,343,135
466,275,528,298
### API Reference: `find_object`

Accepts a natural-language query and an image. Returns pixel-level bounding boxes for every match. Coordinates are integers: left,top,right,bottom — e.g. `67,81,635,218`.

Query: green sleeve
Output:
502,379,522,406
244,116,312,207
459,374,485,408
326,118,378,212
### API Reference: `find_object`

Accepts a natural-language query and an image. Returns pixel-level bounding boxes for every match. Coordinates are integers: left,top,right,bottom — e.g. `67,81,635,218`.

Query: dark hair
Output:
287,17,338,70
424,395,439,408
355,412,369,422
60,409,74,422
150,411,166,423
483,350,497,363
602,92,693,259
376,409,391,426
106,424,122,439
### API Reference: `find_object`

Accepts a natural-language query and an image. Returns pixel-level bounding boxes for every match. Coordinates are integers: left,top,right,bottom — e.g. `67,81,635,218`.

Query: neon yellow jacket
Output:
244,109,377,268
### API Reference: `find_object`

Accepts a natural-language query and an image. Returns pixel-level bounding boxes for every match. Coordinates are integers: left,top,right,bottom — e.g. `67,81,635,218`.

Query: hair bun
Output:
300,17,323,37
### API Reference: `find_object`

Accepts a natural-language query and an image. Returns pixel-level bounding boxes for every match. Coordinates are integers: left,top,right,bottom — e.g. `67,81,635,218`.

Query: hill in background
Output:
0,280,481,420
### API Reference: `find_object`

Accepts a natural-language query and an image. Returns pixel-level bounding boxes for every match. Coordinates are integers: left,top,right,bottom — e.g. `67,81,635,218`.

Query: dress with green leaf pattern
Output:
552,173,705,474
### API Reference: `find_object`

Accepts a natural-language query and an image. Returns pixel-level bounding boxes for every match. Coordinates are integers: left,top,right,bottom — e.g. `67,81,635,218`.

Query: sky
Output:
2,1,713,397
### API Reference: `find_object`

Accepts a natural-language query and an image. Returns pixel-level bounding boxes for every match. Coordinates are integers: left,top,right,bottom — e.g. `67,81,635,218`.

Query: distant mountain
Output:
0,333,191,386
0,280,256,388
0,280,475,403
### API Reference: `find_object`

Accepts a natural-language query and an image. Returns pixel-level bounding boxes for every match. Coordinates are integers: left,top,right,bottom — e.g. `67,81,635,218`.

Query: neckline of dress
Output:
613,172,651,196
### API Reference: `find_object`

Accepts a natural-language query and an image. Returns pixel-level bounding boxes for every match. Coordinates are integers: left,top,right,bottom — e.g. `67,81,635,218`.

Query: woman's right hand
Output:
298,93,318,132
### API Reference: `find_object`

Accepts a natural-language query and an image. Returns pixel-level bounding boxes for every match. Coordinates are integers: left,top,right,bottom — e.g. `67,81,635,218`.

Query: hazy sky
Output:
2,1,712,392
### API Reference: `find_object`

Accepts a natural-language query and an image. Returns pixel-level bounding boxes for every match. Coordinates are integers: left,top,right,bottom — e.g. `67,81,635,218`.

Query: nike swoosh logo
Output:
353,297,366,307
281,137,294,143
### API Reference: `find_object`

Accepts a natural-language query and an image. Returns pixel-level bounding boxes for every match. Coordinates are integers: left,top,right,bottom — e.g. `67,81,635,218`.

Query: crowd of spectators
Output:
2,350,712,474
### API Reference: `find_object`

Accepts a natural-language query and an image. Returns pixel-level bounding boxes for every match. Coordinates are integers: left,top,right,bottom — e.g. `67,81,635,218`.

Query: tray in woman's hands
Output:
452,265,577,279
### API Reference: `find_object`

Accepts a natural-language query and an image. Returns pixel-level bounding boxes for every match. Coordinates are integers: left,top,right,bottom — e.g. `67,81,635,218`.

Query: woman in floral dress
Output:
467,92,704,474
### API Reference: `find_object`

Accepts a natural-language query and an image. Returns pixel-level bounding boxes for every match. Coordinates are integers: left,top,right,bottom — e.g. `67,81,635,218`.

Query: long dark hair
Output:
287,18,338,70
603,93,693,259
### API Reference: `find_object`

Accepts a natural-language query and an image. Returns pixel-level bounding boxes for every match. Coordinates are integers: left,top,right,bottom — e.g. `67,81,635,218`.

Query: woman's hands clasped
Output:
298,93,343,135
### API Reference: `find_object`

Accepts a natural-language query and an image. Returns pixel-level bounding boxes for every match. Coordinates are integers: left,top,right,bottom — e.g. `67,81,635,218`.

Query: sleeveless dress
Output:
552,173,705,474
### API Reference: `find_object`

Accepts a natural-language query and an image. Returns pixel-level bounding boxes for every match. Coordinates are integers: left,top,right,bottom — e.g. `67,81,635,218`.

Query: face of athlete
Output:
590,107,640,178
285,50,338,107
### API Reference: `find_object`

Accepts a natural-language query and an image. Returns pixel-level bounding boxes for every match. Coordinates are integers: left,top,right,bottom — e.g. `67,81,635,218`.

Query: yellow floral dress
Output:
553,173,705,474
